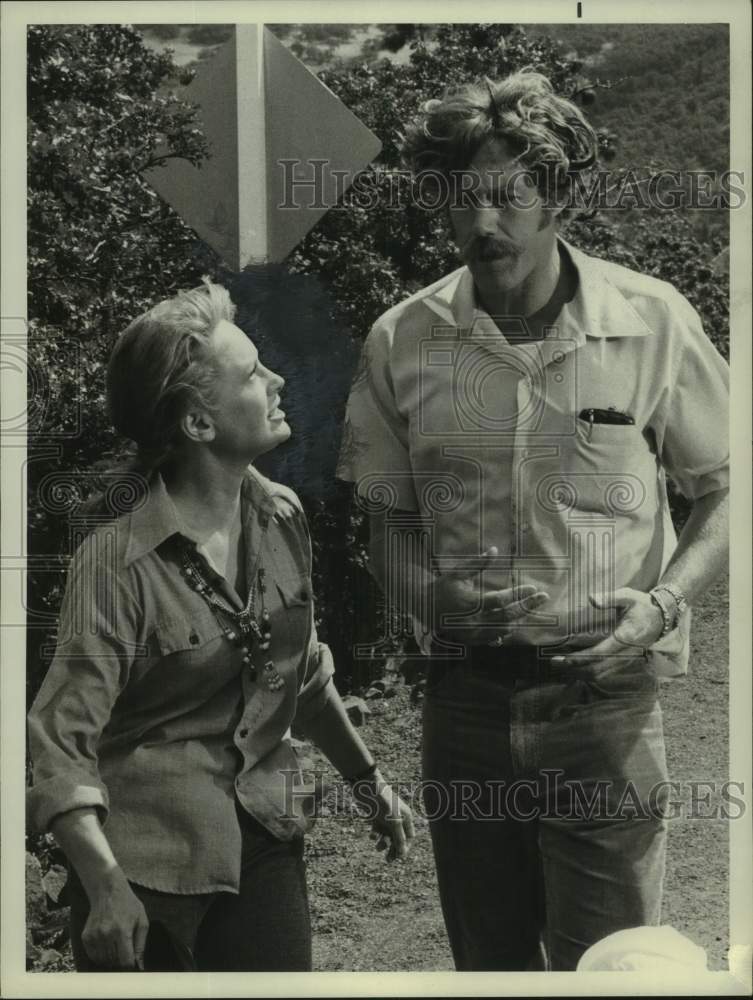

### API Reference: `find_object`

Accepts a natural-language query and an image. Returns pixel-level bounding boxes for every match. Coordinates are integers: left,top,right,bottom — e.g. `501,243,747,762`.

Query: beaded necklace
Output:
180,543,285,691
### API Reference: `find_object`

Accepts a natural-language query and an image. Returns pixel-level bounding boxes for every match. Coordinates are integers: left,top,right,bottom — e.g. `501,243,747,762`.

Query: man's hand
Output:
351,774,416,862
81,868,149,970
429,546,549,645
551,589,665,667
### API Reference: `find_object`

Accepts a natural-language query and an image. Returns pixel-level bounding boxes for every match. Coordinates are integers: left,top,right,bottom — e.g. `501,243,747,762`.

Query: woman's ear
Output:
180,410,215,444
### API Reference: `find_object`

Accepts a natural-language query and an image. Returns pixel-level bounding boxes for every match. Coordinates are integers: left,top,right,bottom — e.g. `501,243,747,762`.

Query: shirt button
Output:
189,632,199,645
239,728,249,739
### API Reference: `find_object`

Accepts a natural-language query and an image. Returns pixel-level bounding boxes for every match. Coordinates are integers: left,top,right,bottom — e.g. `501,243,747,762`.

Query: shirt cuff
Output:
27,776,109,834
674,465,729,500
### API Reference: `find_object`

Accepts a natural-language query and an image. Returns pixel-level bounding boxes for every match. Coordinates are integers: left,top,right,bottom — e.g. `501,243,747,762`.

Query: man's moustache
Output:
464,239,521,262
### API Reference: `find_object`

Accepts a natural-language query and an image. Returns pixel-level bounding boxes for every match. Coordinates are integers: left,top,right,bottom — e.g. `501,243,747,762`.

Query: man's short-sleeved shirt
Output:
337,239,729,675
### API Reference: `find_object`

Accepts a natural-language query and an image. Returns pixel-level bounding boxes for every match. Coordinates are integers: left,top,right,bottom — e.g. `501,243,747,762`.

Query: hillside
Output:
526,23,730,176
139,22,730,179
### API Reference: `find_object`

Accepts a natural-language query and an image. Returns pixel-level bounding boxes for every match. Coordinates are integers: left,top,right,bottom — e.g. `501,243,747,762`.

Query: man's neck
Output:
475,241,576,342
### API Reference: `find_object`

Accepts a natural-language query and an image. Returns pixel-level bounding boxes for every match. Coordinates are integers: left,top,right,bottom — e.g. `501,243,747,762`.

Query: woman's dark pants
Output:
68,807,312,972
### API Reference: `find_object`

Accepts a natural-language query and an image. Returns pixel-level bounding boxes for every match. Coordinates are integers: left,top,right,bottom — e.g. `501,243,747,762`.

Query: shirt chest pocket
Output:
132,609,233,693
269,575,313,665
152,607,227,659
275,576,311,608
539,422,658,519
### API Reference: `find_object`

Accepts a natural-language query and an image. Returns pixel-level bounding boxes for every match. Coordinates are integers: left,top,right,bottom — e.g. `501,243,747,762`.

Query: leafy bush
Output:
26,23,728,705
26,24,226,698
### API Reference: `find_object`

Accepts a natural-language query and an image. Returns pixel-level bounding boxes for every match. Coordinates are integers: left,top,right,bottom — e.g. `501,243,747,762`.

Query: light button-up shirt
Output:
338,239,729,675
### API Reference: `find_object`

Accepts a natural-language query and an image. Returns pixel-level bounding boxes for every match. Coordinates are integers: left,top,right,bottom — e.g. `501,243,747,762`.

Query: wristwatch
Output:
657,583,689,618
649,583,688,635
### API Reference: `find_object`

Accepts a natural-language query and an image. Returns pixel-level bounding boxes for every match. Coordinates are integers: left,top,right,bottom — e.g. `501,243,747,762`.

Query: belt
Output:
458,644,573,683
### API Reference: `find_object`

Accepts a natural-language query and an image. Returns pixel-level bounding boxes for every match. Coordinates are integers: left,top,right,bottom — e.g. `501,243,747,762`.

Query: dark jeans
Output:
422,652,669,972
68,805,311,972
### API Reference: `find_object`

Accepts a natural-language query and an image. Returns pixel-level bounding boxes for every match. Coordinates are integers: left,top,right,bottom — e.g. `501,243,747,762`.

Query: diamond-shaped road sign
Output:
142,25,382,270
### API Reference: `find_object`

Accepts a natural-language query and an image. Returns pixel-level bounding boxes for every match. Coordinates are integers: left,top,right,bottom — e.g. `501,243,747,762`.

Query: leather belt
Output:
464,644,573,683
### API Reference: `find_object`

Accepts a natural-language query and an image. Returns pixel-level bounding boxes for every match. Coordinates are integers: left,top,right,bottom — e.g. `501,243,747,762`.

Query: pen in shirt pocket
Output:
578,406,635,440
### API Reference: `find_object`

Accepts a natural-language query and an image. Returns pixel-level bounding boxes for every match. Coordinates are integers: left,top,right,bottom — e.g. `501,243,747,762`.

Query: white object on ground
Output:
577,925,708,972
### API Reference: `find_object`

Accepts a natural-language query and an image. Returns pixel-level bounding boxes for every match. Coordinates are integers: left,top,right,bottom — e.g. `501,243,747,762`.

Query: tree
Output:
26,24,225,698
135,23,182,42
24,23,731,972
273,24,728,664
26,23,729,706
185,23,233,47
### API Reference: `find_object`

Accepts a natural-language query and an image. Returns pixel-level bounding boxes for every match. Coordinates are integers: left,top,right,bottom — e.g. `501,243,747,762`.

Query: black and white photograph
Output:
1,1,751,995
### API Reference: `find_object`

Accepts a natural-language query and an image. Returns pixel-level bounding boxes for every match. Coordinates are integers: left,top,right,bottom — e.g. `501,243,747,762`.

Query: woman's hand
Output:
82,868,150,970
351,772,415,861
48,809,149,969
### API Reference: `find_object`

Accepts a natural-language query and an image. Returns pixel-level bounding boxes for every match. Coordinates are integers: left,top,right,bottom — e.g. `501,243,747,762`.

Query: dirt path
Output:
306,575,731,972
27,578,730,972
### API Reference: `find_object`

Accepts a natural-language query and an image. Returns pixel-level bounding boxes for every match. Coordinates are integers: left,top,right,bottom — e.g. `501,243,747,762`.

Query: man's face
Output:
449,137,558,296
205,319,291,462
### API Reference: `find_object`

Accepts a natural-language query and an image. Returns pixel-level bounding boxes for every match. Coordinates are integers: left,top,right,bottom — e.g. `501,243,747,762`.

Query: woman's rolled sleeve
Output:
27,530,139,832
293,640,336,727
26,771,110,835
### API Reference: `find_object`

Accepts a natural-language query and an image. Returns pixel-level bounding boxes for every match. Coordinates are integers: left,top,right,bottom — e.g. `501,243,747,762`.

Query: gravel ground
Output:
27,577,730,973
305,575,731,972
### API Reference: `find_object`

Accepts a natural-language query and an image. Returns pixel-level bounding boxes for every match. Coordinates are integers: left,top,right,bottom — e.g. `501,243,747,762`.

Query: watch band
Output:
649,588,674,636
656,582,689,617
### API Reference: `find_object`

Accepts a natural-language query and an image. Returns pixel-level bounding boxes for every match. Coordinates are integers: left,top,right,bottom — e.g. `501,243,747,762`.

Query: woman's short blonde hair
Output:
107,279,235,471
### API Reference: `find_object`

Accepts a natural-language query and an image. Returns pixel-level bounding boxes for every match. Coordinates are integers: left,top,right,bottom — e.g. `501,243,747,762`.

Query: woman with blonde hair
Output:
28,280,414,972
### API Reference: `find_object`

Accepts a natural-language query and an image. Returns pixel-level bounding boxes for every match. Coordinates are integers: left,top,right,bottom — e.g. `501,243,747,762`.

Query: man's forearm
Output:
659,488,729,603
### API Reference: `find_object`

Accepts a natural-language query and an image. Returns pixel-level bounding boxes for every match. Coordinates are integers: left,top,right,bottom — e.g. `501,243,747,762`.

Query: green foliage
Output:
185,23,233,47
281,25,728,658
284,24,728,354
565,209,729,359
134,23,182,42
527,23,730,178
26,24,225,698
26,23,728,705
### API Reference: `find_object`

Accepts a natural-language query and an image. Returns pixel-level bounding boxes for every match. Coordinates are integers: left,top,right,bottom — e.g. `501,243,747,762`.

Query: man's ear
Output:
180,410,215,444
549,200,567,221
538,202,566,232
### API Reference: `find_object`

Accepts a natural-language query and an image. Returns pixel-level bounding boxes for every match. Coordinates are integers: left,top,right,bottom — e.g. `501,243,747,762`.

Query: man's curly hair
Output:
401,70,598,221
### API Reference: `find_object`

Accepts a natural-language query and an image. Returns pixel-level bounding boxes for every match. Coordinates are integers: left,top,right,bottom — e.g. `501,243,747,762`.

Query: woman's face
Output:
204,319,290,462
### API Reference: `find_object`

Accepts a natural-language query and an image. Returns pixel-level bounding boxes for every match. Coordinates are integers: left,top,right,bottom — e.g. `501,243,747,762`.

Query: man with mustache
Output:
338,71,729,970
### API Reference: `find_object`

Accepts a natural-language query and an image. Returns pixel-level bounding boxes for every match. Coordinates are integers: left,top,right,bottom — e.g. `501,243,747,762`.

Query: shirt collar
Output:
423,236,654,341
122,467,275,568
